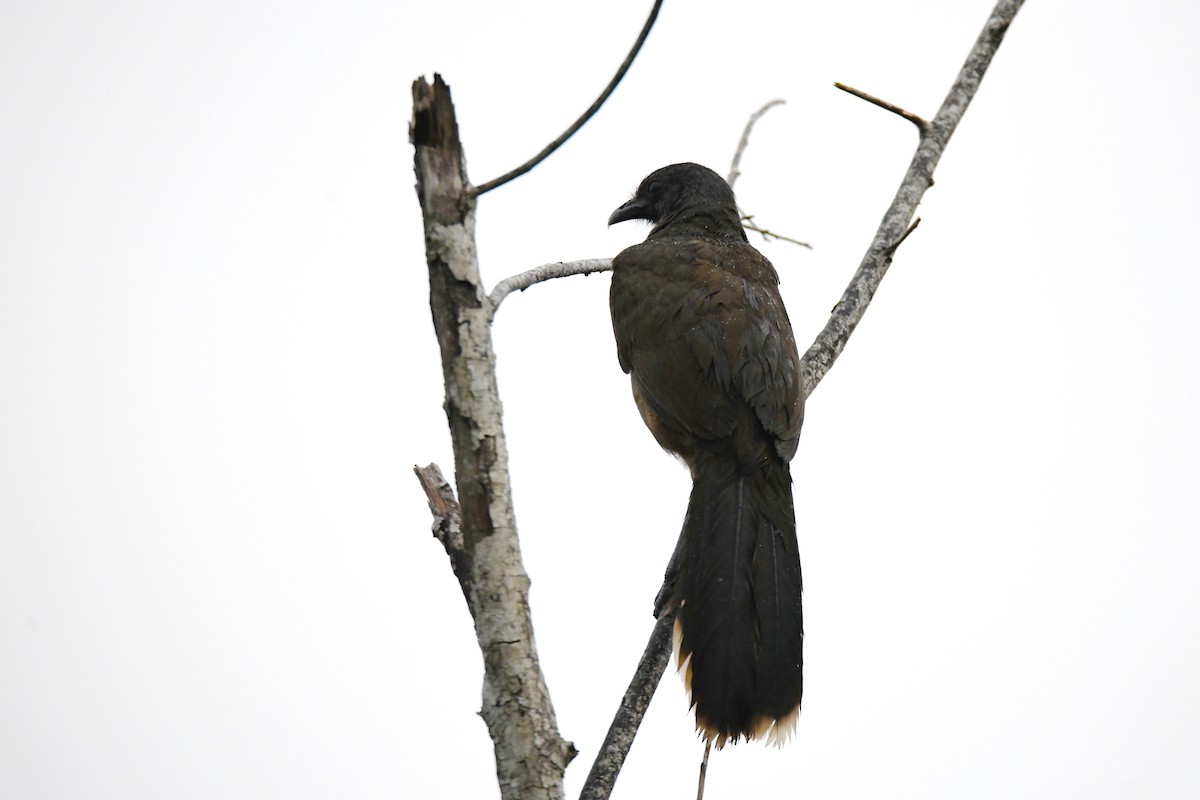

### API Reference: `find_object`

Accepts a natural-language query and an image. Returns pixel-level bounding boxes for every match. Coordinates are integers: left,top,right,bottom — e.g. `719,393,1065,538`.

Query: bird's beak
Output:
608,197,654,226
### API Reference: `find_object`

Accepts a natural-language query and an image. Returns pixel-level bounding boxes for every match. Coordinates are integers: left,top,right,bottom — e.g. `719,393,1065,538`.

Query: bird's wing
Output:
611,238,803,463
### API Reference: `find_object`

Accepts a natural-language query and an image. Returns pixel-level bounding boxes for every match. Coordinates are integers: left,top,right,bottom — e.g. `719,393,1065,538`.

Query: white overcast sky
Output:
3,1,1199,798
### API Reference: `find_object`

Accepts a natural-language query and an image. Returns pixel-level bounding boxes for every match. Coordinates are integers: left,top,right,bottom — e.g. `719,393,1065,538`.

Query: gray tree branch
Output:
802,0,1026,396
578,613,676,800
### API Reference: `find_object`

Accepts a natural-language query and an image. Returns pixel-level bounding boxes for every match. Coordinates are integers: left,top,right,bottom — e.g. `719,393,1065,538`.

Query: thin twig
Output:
834,81,929,133
728,99,785,189
696,740,711,800
728,102,811,250
471,0,663,197
743,218,813,249
488,258,613,316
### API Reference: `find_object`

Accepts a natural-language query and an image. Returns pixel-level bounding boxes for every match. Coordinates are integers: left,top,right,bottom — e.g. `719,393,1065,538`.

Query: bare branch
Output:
579,613,675,800
834,81,929,133
727,99,786,188
800,0,1025,398
489,258,613,317
472,0,663,197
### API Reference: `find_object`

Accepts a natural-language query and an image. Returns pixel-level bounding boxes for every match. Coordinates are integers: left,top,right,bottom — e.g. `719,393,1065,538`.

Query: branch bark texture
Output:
411,74,574,800
579,613,676,800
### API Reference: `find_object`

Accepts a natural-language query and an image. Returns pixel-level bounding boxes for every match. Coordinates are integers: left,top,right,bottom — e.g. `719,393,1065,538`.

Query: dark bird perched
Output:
608,163,804,747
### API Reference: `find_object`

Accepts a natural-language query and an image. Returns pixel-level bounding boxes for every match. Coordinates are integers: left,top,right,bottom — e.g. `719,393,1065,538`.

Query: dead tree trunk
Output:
411,75,575,800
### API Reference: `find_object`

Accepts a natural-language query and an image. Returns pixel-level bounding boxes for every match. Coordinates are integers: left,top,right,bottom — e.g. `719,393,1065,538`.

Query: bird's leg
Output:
653,513,688,617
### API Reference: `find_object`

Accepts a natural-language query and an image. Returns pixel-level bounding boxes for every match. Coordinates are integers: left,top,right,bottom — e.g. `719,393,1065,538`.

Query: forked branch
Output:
726,100,813,250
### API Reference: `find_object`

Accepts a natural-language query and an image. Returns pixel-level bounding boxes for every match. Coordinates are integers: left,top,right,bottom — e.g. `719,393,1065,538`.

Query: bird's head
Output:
608,163,740,231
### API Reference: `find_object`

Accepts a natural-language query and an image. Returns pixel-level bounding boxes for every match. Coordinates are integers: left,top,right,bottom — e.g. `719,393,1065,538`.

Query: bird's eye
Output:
646,179,662,196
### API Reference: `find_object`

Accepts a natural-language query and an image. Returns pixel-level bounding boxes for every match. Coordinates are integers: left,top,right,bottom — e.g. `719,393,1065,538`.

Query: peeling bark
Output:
411,75,575,800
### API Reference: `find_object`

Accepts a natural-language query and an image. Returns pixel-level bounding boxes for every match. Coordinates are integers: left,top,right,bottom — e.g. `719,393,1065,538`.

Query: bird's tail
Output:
664,455,803,748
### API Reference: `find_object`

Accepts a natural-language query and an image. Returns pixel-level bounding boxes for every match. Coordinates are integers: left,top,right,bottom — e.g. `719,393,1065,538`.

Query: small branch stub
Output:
834,81,930,133
414,463,469,599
